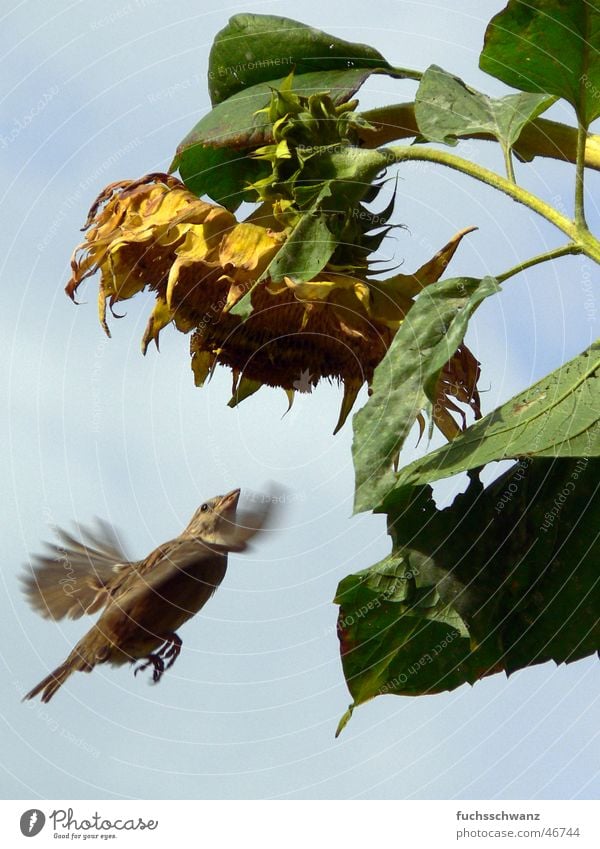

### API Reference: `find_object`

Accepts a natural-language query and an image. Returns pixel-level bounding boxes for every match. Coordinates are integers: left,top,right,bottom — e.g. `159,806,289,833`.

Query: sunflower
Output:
67,173,479,434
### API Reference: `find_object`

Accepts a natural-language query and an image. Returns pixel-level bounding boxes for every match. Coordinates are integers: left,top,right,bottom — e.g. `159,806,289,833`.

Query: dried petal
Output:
66,174,480,435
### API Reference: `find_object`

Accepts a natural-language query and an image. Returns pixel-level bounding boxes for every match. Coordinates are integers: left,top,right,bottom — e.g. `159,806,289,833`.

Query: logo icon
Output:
19,809,45,837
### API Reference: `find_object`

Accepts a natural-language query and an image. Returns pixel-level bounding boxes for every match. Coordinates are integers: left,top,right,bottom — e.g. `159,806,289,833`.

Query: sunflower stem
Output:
575,119,589,230
385,145,600,265
359,105,600,172
495,244,582,284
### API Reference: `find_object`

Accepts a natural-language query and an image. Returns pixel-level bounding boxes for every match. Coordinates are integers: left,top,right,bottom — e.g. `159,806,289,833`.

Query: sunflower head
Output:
67,170,480,435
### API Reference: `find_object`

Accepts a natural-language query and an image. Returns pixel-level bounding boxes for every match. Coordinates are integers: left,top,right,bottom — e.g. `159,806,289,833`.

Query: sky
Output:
1,0,598,800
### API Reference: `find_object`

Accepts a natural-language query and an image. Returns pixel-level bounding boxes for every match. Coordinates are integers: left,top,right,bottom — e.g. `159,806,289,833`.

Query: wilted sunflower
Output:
66,172,480,435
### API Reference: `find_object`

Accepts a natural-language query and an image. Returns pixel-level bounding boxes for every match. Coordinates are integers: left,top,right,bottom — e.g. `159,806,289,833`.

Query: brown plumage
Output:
22,489,272,702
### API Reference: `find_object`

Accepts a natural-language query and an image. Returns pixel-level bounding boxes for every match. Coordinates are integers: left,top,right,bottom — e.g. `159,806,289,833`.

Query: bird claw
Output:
134,654,165,683
158,632,182,670
132,633,182,684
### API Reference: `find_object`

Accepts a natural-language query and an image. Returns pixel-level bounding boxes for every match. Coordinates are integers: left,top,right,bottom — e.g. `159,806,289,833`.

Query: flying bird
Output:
22,489,274,702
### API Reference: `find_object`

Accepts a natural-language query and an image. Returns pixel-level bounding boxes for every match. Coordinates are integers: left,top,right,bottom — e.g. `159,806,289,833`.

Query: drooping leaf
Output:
335,458,600,732
207,13,413,105
480,0,600,126
415,64,554,152
352,276,500,514
391,341,600,497
388,458,600,673
335,543,473,725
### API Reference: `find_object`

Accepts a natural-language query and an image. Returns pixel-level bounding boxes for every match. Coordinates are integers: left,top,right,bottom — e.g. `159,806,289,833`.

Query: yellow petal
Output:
333,379,362,434
98,287,110,337
287,277,337,301
141,297,173,354
191,350,217,387
166,228,216,308
219,222,283,276
264,277,288,295
413,225,477,288
224,280,247,310
431,405,461,441
283,388,295,415
380,226,478,299
228,375,263,408
287,273,370,306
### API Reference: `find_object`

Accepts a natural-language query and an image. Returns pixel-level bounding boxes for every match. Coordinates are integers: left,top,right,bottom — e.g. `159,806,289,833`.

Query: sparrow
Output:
22,489,272,702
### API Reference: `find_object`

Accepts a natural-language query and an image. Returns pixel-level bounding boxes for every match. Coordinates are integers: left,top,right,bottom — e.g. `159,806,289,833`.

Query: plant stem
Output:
496,244,582,284
503,145,516,183
358,103,600,172
385,145,600,265
391,66,423,82
575,120,589,229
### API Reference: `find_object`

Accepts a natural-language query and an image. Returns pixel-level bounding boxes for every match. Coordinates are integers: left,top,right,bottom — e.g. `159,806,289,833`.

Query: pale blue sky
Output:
1,0,598,800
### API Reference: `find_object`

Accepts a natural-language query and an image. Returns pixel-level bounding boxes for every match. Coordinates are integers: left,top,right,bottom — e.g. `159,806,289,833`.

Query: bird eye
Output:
200,503,209,513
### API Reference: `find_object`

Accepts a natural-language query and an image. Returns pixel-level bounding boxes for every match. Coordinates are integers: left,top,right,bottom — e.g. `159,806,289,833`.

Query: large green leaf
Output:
335,458,600,733
172,68,386,205
391,341,600,497
207,13,412,105
388,458,600,674
480,0,600,126
415,65,554,152
352,276,500,514
176,68,379,156
335,541,474,735
173,13,418,204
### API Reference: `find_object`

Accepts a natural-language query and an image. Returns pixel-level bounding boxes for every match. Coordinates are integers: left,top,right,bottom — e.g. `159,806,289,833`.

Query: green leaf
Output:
173,68,385,204
391,341,600,497
230,210,338,321
175,145,267,211
352,276,500,514
178,69,377,154
267,212,337,284
335,543,472,710
480,0,600,126
491,458,600,674
231,146,391,320
335,458,600,731
208,13,409,105
415,64,554,152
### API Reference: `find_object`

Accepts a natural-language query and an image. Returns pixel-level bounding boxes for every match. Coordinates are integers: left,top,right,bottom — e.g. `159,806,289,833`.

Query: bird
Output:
21,488,274,702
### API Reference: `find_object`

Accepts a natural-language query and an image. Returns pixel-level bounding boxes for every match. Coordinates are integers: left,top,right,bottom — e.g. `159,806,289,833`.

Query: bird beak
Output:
218,488,240,513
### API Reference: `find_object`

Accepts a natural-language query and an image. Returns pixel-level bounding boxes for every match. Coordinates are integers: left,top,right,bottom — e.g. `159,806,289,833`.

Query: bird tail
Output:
23,644,94,703
23,660,74,703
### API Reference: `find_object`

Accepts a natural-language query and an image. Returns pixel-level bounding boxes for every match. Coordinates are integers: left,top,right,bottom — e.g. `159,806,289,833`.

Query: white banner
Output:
2,800,598,847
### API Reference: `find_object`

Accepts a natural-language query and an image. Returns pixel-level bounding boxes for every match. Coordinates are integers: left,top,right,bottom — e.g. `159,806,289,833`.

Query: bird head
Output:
184,489,241,545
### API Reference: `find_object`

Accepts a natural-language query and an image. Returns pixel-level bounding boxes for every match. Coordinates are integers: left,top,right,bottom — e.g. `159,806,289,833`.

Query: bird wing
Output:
215,500,278,551
21,518,131,620
111,507,274,617
102,538,229,627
